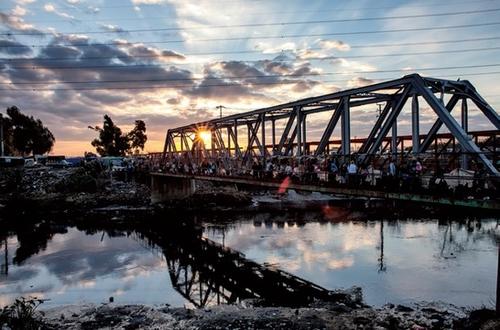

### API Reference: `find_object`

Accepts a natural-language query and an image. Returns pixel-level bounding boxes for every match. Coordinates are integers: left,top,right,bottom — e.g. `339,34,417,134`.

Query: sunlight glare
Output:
197,130,212,145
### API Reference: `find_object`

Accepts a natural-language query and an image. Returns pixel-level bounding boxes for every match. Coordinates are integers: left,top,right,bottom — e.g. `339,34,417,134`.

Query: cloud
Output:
331,58,377,72
0,36,199,153
0,38,32,55
132,0,167,4
43,3,75,20
347,77,376,88
100,24,128,34
0,12,43,34
11,5,27,16
318,39,351,52
255,42,298,54
16,0,36,4
86,6,100,14
183,74,270,104
115,41,186,62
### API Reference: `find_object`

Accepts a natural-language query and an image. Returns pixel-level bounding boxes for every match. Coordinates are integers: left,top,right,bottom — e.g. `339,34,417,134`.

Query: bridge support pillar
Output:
341,97,350,159
461,98,469,170
412,94,420,155
296,106,302,156
391,121,398,158
151,174,196,203
302,114,307,155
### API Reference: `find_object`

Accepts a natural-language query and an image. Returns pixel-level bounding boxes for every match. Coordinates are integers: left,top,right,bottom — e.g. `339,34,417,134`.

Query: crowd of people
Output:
153,154,497,199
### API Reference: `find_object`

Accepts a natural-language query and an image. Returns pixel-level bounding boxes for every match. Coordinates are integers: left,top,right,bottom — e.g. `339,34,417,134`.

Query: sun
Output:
197,130,211,145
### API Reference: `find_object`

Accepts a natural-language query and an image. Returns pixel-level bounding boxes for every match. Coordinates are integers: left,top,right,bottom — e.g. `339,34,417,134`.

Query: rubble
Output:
0,166,150,211
37,301,499,330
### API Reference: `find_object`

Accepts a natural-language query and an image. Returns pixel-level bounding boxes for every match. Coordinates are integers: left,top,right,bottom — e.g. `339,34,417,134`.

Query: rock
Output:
396,305,414,312
353,316,372,325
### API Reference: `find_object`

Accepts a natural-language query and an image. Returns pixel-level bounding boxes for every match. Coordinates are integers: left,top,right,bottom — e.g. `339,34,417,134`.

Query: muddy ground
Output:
30,301,500,330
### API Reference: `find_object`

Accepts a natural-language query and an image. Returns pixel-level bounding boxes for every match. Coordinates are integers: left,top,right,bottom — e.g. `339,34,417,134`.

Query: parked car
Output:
46,156,70,168
0,156,25,168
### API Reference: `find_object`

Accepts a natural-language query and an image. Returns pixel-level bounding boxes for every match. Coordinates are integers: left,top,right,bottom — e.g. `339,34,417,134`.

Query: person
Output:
389,159,397,177
285,163,293,176
329,158,338,183
415,159,423,176
347,160,358,186
265,161,274,179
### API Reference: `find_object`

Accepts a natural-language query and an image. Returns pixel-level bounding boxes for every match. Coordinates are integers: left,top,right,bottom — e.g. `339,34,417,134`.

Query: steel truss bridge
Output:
162,74,500,175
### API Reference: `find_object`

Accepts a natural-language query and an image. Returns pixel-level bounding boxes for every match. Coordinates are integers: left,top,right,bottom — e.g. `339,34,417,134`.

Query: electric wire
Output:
3,7,500,36
1,67,500,91
1,0,497,13
1,21,499,45
2,45,499,65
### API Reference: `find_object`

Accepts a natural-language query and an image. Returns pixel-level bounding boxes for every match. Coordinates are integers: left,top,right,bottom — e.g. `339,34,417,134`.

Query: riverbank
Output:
3,300,497,330
0,166,496,218
0,166,253,213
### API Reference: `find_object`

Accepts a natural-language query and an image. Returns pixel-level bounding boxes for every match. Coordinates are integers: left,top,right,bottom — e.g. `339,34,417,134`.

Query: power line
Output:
2,45,499,65
3,33,500,52
3,8,500,36
351,36,500,49
2,0,497,12
1,66,500,91
15,0,500,24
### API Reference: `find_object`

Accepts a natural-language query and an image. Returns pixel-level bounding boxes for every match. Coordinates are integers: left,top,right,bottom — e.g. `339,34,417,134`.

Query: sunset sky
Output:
1,0,499,156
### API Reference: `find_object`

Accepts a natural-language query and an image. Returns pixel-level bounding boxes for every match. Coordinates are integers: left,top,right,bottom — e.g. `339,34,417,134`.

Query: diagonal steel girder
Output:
284,124,298,156
411,75,499,176
276,111,297,154
358,101,392,154
163,129,174,154
462,81,500,129
418,95,460,153
242,117,262,161
362,84,412,164
314,97,345,156
227,126,241,157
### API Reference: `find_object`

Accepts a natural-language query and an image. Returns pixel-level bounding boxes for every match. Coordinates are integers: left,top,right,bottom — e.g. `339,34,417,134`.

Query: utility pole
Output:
216,105,226,119
376,103,383,118
0,113,4,157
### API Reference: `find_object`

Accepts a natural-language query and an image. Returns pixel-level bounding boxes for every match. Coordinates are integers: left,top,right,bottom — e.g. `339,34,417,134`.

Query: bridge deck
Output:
152,173,500,210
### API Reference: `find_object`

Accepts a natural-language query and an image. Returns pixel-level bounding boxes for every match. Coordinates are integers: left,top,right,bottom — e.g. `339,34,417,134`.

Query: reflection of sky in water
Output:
205,218,499,307
0,229,185,308
0,217,498,308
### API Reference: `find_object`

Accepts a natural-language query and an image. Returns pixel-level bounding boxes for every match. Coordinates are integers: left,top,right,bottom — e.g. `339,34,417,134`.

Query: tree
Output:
2,106,55,156
128,120,147,154
89,115,147,156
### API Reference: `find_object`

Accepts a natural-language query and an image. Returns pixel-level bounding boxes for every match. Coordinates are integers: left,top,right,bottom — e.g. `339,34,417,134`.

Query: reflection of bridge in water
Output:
135,225,351,308
1,216,498,310
0,220,353,308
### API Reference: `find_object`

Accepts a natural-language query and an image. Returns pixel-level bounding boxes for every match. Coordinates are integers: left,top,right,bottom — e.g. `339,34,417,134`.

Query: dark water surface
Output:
0,210,498,308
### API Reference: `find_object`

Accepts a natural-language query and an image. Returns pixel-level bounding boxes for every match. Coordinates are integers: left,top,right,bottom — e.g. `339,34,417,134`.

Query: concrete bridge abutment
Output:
151,174,196,203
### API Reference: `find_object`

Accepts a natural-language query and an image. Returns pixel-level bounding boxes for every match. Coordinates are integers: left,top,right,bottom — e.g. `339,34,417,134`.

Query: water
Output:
205,217,499,307
0,228,187,308
0,211,498,309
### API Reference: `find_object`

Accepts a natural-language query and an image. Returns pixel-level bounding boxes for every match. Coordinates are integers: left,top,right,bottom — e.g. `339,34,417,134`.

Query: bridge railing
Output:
153,156,499,201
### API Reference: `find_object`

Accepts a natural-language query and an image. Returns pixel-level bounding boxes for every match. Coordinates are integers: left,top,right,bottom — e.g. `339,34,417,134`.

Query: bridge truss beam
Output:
162,74,500,176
